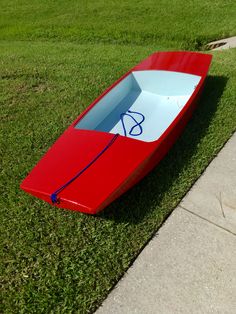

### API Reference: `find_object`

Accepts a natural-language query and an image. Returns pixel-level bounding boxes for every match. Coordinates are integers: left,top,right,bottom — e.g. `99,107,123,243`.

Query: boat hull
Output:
21,51,212,214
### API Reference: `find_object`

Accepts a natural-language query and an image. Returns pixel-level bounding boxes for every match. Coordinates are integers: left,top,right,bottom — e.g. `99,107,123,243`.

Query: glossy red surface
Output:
21,51,212,214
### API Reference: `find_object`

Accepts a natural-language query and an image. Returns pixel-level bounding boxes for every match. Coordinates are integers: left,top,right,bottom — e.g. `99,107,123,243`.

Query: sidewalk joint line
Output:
179,205,236,236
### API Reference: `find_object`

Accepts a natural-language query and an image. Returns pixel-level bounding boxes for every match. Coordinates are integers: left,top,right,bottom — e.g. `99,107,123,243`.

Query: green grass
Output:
1,0,236,48
1,1,236,313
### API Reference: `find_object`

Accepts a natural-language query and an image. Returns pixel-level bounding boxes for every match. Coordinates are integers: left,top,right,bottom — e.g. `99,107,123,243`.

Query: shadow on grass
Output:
99,75,228,223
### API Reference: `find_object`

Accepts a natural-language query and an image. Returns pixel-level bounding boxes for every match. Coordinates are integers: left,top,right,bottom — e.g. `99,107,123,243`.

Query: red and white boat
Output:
21,51,212,214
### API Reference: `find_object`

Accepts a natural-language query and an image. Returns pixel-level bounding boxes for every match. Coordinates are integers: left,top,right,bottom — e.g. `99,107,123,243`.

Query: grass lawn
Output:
1,1,236,313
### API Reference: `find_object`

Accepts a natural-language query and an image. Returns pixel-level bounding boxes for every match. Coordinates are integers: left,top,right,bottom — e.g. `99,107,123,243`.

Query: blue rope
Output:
51,133,119,204
120,110,145,137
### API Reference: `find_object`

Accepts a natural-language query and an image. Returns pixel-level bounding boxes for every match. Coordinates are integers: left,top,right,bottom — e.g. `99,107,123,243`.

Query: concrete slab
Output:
96,207,236,314
181,133,236,234
207,36,236,50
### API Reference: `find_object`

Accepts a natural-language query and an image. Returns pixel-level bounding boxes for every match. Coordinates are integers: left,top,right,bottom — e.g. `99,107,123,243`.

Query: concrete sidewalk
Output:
97,133,236,314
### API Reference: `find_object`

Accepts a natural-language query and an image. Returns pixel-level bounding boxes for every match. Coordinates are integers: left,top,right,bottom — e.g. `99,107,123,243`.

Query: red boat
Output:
21,51,212,214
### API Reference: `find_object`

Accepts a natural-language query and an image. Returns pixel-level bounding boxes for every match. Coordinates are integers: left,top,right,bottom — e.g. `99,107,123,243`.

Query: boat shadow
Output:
98,75,228,224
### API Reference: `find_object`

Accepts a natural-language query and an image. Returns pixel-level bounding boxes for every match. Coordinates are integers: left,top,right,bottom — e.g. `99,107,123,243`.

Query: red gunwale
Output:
71,51,212,146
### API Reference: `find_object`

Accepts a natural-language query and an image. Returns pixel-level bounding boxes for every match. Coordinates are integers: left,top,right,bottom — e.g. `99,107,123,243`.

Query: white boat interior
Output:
75,70,201,142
